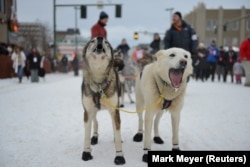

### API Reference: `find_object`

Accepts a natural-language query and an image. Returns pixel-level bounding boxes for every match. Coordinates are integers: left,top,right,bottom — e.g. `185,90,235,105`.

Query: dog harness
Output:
92,80,111,109
140,71,172,110
83,69,120,110
162,99,172,110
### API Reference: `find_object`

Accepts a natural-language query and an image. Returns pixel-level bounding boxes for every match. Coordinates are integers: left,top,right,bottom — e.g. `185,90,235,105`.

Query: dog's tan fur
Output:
134,48,193,162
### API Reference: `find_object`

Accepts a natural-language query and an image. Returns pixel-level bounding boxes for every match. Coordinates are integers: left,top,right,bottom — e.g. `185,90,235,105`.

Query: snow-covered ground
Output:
1,73,250,167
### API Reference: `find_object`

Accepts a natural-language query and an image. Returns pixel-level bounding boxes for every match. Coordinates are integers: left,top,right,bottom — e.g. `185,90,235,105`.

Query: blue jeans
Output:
17,65,23,82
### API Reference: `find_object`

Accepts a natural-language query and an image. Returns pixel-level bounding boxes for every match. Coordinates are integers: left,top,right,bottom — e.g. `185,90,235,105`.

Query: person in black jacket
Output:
61,55,68,73
150,33,161,54
224,45,237,83
217,46,226,82
27,48,41,82
71,52,79,76
195,43,208,81
164,11,198,55
116,38,130,57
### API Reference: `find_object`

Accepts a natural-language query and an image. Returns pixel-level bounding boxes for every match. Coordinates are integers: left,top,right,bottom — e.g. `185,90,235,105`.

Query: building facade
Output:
56,28,80,43
56,28,88,56
184,3,250,47
0,0,18,44
17,22,47,52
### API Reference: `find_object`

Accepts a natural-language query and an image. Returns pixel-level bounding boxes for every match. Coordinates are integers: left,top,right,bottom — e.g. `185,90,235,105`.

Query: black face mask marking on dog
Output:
96,37,104,54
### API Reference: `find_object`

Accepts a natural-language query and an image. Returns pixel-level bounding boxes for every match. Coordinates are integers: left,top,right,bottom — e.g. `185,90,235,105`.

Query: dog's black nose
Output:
97,37,103,44
97,43,103,50
96,37,103,51
179,60,187,67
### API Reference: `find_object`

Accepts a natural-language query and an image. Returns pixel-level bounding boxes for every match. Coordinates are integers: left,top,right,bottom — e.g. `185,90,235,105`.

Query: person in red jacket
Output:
239,37,250,87
91,11,109,39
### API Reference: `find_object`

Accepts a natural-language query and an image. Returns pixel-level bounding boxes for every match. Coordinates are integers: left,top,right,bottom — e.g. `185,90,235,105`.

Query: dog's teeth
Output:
175,88,178,92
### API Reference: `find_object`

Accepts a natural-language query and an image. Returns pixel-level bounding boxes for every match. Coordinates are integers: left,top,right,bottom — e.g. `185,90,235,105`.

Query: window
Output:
223,37,229,46
206,19,217,31
206,20,211,31
231,21,239,31
247,19,250,31
223,20,229,31
232,37,238,46
0,0,5,13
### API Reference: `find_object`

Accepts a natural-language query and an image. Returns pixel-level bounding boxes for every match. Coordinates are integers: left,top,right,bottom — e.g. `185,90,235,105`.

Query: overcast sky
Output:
17,0,250,47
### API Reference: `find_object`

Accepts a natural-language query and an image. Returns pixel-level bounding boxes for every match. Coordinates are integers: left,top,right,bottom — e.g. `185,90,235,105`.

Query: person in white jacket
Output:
233,59,244,84
11,46,26,83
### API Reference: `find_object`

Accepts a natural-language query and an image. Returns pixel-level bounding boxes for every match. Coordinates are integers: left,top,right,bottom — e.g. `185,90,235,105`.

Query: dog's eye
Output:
169,54,175,57
184,55,188,59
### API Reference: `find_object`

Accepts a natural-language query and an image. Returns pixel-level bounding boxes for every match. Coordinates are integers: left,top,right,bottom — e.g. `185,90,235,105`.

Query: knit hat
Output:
174,11,182,19
198,42,205,49
99,11,109,20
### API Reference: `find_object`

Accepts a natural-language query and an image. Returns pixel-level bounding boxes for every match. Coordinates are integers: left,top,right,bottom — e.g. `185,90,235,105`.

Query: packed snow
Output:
0,72,250,167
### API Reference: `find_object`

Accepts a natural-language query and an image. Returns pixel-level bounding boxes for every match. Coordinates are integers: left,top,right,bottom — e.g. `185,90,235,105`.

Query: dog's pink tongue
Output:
170,71,182,88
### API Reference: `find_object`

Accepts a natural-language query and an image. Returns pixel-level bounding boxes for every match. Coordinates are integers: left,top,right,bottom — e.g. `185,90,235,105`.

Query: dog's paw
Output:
114,156,126,165
172,148,181,151
82,152,93,161
133,133,143,142
142,154,148,163
153,136,164,144
91,136,98,145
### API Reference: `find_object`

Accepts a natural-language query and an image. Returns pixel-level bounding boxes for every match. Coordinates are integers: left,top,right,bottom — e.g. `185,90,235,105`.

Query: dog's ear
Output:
117,49,121,54
108,42,114,57
155,50,166,60
105,40,115,71
82,40,91,60
82,40,92,69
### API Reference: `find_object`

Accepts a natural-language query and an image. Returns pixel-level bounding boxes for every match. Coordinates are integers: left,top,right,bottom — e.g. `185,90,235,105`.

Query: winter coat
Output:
217,50,226,66
11,51,26,73
91,21,107,39
132,49,145,62
117,44,130,55
122,56,136,76
61,56,68,66
150,39,161,54
240,38,250,61
196,48,208,69
225,50,237,68
233,62,244,75
28,53,41,70
206,45,219,63
72,57,79,70
164,21,198,54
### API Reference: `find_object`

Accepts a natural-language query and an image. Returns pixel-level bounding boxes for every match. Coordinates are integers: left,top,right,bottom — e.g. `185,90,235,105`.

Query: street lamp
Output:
165,8,174,27
74,6,79,54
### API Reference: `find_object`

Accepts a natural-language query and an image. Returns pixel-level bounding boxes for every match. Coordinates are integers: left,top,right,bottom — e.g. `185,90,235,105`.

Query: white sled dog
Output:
133,48,193,162
81,37,125,165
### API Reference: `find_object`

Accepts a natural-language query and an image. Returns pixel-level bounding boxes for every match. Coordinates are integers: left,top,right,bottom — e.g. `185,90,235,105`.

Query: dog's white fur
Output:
82,38,125,163
135,48,193,157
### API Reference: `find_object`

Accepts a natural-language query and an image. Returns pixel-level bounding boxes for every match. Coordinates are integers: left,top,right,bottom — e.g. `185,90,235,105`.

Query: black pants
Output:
208,62,216,81
196,68,206,81
224,66,234,82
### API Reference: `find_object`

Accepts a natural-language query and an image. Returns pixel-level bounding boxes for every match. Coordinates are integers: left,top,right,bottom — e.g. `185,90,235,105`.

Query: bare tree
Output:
18,21,52,53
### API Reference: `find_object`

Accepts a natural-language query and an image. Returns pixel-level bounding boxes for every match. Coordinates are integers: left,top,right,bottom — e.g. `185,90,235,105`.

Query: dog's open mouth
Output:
93,43,105,54
169,68,185,88
92,37,106,54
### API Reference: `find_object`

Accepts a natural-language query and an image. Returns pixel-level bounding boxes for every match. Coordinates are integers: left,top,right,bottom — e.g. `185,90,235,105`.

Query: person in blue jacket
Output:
206,40,219,81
